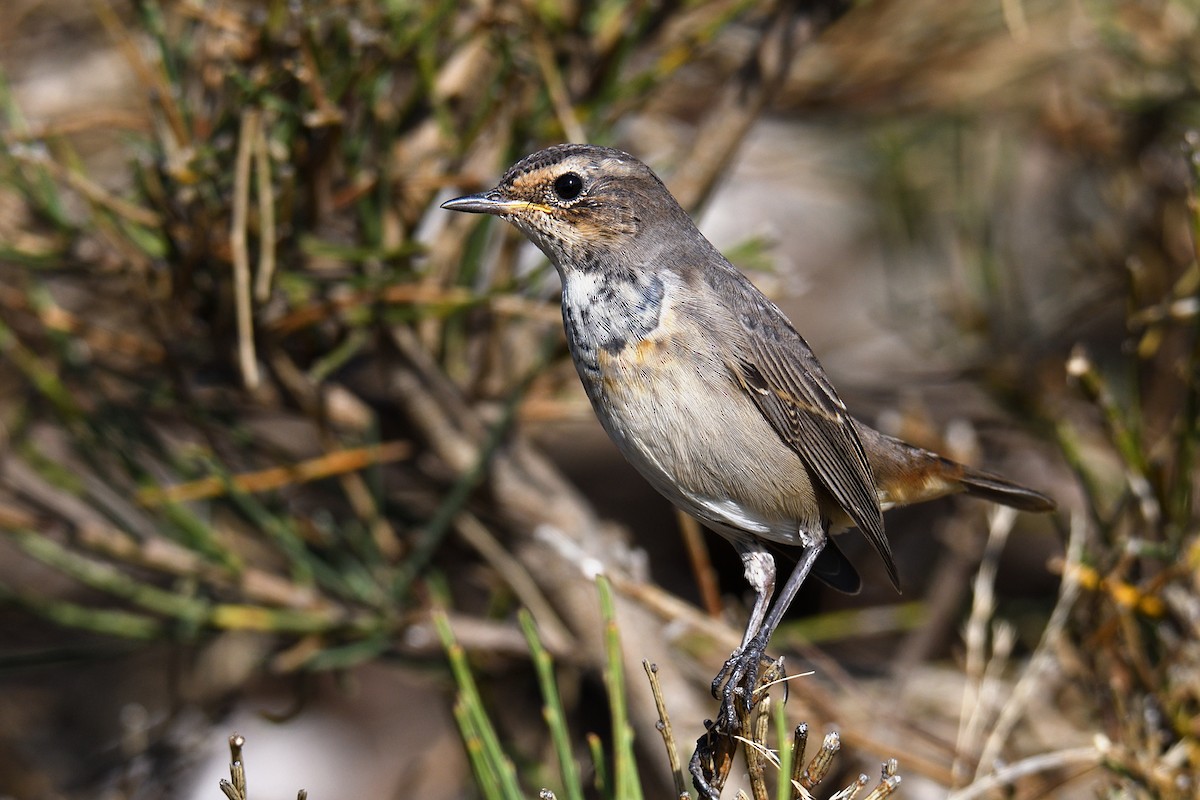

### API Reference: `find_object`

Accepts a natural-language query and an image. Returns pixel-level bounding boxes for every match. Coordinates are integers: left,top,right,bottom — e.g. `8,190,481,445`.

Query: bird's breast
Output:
558,271,822,543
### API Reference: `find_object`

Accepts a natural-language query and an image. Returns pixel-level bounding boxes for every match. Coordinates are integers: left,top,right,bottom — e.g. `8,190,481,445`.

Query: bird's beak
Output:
441,190,520,215
441,191,550,215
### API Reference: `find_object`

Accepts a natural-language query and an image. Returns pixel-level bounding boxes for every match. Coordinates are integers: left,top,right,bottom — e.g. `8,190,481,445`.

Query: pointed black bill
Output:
440,191,522,215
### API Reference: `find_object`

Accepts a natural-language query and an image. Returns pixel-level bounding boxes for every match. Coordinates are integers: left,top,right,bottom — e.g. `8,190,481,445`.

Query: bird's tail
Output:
957,467,1056,512
854,422,1056,513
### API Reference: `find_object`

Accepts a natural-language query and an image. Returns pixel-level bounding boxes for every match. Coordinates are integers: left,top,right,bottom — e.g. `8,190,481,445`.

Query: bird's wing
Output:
723,288,900,591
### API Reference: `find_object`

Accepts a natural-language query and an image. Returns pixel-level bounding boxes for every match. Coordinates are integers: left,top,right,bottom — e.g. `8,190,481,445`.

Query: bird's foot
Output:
694,653,789,798
710,633,772,732
688,734,724,800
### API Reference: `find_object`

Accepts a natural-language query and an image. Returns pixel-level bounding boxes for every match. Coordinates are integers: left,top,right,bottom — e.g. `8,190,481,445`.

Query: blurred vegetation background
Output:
0,0,1197,798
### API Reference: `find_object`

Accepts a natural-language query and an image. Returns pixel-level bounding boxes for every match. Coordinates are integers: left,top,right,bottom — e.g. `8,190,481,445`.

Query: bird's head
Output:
441,144,693,271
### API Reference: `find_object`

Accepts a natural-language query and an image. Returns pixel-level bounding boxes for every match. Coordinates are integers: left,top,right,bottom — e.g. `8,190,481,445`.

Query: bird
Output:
441,143,1055,732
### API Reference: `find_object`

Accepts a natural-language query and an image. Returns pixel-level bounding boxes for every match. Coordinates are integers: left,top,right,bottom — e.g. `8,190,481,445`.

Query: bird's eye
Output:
553,172,583,201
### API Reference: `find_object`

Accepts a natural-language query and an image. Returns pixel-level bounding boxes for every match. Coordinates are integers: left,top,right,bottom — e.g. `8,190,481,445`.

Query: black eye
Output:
553,172,583,200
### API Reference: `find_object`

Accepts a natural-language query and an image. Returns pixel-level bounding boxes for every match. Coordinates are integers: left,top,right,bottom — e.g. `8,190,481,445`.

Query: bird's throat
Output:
560,269,667,374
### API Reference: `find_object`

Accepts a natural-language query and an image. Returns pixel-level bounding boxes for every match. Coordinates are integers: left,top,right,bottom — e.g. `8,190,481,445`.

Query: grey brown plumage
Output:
441,144,1055,752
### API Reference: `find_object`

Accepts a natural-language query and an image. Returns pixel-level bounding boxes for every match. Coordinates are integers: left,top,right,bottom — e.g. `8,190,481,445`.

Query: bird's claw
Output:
711,635,770,731
710,651,738,699
696,646,789,798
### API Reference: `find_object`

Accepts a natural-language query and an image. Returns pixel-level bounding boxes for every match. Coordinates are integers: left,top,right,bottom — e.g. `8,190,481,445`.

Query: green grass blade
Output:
520,609,584,800
774,703,792,800
0,579,162,639
587,732,609,798
435,610,524,800
597,575,642,800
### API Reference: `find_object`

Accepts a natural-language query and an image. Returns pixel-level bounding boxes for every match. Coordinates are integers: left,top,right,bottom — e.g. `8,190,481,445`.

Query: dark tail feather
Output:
960,468,1057,513
768,537,864,594
812,538,863,594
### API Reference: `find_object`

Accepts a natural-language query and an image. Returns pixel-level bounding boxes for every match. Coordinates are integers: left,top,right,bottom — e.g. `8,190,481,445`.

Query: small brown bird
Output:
442,143,1054,728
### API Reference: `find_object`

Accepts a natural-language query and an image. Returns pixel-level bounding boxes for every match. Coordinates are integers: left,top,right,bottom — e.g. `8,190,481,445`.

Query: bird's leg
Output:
713,532,827,731
711,548,775,699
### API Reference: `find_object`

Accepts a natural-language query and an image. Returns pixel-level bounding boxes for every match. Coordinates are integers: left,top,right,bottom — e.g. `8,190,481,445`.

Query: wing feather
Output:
725,291,900,590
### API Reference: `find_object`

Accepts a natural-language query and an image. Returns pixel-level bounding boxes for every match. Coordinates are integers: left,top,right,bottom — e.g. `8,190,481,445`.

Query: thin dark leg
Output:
759,537,825,636
713,538,825,730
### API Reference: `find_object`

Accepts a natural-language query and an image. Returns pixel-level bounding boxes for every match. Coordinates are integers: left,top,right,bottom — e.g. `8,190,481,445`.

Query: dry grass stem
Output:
456,511,575,655
253,118,276,303
231,108,260,389
136,441,414,506
678,508,724,619
642,660,690,799
973,511,1089,777
947,745,1104,800
952,505,1016,784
